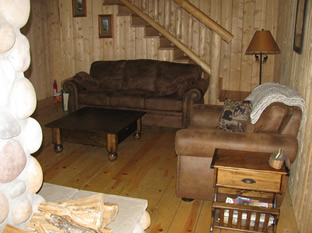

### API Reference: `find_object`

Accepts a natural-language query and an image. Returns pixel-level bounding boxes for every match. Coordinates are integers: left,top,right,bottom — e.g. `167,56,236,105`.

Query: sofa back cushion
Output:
246,102,302,137
123,60,157,92
90,60,126,89
155,61,202,96
246,103,287,133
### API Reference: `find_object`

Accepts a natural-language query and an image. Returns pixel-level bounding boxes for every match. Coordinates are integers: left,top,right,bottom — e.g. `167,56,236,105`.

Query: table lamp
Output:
245,29,280,84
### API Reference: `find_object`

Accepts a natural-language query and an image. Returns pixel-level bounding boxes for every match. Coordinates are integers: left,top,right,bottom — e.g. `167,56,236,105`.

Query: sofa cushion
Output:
123,60,157,92
217,99,251,132
110,89,152,109
90,60,126,89
145,96,183,112
78,89,111,106
156,61,202,96
72,72,100,90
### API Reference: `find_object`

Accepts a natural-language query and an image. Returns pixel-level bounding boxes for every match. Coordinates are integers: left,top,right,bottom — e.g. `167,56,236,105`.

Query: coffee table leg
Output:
133,118,142,139
52,128,63,153
107,133,118,161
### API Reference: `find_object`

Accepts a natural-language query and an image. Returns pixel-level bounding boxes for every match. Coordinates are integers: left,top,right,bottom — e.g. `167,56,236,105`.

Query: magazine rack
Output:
212,202,279,232
210,149,288,233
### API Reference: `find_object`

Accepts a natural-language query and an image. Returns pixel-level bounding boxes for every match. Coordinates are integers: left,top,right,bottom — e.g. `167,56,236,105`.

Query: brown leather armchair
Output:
175,102,302,201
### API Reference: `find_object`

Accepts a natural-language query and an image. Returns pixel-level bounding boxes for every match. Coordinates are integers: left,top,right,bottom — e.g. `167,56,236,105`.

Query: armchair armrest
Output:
190,78,209,96
62,79,79,112
175,128,298,163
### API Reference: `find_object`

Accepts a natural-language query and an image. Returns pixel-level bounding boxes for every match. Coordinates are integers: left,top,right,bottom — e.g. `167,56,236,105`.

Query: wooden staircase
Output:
111,2,190,63
104,0,218,64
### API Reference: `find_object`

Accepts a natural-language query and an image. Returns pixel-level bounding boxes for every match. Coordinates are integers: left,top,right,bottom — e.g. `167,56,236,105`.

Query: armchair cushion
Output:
217,99,251,132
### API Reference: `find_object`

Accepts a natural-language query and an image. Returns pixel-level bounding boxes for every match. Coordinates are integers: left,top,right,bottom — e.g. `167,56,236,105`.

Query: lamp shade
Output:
245,30,280,55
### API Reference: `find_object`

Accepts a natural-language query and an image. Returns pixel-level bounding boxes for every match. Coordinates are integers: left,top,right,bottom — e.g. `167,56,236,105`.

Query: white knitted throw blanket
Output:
245,82,306,127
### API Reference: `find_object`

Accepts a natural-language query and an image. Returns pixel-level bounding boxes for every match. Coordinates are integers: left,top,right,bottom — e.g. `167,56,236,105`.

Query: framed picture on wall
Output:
99,15,113,38
72,0,87,17
293,0,308,54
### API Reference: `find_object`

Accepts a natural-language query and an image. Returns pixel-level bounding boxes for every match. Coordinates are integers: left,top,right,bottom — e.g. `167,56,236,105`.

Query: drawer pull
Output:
241,178,256,184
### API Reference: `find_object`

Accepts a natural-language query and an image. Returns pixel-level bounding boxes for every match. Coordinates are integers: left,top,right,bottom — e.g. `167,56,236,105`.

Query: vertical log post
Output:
164,0,170,30
176,7,182,39
209,32,221,104
153,0,158,20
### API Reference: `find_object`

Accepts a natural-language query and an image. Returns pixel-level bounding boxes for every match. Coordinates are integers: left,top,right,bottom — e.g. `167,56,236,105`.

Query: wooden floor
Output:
33,97,298,233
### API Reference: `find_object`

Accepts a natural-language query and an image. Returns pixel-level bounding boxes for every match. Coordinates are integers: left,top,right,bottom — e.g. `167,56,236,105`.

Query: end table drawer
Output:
217,169,282,193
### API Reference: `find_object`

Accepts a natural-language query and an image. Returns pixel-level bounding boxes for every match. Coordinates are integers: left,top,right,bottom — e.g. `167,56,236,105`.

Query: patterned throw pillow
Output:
217,99,251,132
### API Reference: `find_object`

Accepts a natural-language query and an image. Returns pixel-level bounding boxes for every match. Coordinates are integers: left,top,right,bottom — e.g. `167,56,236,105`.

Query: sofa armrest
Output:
62,79,79,112
175,128,298,163
182,78,209,127
189,104,222,128
190,78,209,96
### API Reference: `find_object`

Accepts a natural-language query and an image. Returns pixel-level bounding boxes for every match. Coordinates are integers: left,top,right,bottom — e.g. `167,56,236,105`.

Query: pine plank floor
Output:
33,97,298,233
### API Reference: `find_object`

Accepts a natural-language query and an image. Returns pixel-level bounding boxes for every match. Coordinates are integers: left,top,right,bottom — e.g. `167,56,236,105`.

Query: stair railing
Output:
173,0,233,43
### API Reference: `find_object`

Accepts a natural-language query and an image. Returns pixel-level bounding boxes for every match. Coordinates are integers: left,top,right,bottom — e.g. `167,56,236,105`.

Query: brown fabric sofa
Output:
175,102,302,201
63,59,209,128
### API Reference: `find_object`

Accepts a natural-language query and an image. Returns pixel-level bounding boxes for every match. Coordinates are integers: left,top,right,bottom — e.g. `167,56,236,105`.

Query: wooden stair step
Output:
103,0,122,5
173,48,186,59
158,47,175,51
117,5,135,16
173,57,191,63
159,36,173,48
145,25,161,37
131,16,148,27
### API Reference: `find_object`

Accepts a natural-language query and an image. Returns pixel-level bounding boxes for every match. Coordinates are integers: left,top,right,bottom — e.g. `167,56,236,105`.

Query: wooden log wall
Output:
23,0,278,102
274,0,312,232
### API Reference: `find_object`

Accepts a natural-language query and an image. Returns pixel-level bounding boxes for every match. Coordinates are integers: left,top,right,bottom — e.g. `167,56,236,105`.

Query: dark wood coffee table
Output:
45,107,146,161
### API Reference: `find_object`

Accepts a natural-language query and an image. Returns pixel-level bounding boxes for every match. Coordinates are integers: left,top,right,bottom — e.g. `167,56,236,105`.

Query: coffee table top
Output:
45,107,146,134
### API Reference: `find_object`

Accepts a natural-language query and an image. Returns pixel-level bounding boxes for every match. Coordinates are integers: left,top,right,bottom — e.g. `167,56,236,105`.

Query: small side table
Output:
210,149,288,233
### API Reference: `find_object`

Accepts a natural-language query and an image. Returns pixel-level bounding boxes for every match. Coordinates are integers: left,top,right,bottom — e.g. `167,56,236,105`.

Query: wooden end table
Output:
210,149,288,233
45,107,146,161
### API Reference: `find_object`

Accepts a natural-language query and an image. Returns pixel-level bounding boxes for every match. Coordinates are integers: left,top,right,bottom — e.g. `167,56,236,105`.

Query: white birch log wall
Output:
23,0,278,103
0,0,45,231
274,0,312,232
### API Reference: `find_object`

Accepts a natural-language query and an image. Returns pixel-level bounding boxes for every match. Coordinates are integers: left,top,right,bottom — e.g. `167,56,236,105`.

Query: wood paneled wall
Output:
275,0,312,232
23,0,278,101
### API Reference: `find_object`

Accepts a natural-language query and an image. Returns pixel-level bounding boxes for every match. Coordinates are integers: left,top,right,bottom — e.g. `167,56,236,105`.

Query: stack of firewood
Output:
3,194,119,233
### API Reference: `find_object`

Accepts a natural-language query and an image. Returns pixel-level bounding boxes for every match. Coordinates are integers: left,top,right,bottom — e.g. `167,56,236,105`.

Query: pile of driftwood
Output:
3,194,119,233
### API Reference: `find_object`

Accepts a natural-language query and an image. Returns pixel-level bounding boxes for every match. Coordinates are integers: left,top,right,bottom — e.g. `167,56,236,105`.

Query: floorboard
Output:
33,97,298,233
